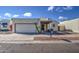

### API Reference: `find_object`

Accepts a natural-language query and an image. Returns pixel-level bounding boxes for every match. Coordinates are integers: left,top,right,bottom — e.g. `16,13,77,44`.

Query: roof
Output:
11,18,40,20
0,19,10,23
60,18,79,23
11,18,40,23
11,18,59,24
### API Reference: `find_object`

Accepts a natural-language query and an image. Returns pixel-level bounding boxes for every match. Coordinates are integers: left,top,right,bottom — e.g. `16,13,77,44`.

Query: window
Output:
2,23,8,28
52,24,55,27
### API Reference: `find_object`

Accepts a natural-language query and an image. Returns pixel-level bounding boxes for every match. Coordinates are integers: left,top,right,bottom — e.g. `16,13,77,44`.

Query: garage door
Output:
15,23,37,33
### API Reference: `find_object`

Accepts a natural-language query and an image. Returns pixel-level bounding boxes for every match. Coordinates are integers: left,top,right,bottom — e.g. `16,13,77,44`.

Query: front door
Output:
41,24,48,32
58,26,60,31
41,24,44,31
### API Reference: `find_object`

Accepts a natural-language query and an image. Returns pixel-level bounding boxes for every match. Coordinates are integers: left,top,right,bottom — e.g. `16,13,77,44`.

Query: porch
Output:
40,20,52,32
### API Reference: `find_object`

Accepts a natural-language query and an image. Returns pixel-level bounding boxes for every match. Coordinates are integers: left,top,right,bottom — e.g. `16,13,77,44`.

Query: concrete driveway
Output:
0,33,35,40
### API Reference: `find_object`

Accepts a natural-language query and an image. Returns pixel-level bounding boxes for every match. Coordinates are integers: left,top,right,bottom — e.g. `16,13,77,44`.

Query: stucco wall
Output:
48,21,58,31
59,18,79,33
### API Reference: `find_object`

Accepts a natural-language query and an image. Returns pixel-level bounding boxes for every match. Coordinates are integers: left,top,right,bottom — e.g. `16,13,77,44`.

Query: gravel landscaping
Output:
34,34,79,41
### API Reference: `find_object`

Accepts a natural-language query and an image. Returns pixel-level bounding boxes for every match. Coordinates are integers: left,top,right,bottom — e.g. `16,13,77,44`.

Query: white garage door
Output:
15,23,37,33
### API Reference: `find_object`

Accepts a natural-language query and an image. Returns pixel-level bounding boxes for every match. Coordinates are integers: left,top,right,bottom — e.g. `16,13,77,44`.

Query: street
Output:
0,40,79,53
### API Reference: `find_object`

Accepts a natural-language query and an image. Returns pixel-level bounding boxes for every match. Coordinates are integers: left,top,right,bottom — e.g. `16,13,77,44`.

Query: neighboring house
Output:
58,24,65,31
58,18,79,33
10,18,59,33
0,19,10,31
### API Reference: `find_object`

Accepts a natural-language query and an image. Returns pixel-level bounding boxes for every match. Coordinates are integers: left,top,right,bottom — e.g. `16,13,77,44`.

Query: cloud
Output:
55,7,63,12
58,16,68,21
24,12,32,17
4,13,11,17
13,15,19,18
48,6,73,12
63,6,73,10
48,6,54,11
58,16,64,19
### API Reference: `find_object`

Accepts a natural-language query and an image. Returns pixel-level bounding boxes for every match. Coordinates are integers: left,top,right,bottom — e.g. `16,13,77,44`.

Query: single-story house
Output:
0,19,10,31
58,18,79,33
10,18,59,33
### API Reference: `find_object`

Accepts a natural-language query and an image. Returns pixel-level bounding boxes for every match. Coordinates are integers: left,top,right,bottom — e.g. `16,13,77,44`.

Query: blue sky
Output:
0,6,79,21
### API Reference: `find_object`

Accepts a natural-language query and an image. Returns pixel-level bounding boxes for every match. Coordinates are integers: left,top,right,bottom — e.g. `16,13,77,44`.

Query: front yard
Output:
34,34,79,41
0,33,79,41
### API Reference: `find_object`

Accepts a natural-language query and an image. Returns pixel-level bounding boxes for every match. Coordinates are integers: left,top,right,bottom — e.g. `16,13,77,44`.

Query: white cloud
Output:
4,13,11,17
48,6,73,12
58,16,64,20
55,7,63,12
58,16,68,21
24,12,32,17
55,7,60,11
48,6,54,11
13,15,19,18
63,6,73,10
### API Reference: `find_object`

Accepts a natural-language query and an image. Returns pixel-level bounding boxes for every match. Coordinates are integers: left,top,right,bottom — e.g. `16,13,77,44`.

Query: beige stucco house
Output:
58,18,79,33
10,18,59,33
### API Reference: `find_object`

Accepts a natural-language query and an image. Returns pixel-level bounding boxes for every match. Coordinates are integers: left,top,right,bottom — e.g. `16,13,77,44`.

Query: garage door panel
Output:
15,24,36,33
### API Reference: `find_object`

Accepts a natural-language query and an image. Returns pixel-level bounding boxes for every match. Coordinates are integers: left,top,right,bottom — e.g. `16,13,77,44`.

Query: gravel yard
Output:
34,34,79,41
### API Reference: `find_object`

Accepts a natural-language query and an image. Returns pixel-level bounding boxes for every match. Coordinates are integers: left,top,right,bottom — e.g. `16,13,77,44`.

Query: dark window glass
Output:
2,23,7,27
53,24,55,27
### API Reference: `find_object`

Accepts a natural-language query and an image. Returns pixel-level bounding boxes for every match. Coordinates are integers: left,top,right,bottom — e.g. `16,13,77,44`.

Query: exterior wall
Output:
48,21,58,31
40,18,59,31
59,18,79,33
12,23,15,32
58,25,65,31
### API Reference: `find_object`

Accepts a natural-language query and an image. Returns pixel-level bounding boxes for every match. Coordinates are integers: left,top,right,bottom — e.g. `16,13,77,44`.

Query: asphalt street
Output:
0,40,79,53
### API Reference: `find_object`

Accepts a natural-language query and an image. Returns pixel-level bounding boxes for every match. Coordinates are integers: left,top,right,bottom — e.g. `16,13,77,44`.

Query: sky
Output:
0,6,79,22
